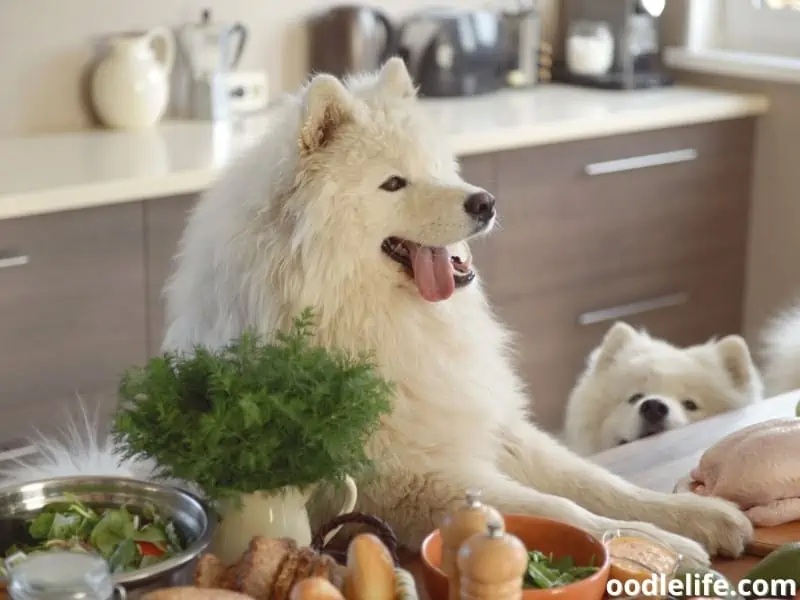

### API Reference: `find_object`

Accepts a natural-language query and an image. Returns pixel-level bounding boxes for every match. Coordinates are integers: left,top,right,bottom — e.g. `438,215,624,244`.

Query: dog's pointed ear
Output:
716,335,757,389
300,74,354,156
593,322,638,371
378,57,416,98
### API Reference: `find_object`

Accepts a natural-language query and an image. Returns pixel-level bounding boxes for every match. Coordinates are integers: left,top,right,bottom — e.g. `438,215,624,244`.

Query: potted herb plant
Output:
112,309,393,565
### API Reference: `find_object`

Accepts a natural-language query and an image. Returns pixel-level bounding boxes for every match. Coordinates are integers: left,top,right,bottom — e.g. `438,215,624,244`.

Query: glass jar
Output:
601,528,680,600
6,552,123,600
566,20,615,77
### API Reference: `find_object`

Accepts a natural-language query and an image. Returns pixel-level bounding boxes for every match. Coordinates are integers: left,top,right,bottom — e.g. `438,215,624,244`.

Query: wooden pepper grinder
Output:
440,490,502,600
457,519,528,600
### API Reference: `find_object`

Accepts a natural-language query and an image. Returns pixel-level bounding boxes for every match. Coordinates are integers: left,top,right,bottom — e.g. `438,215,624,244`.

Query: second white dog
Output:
565,322,763,456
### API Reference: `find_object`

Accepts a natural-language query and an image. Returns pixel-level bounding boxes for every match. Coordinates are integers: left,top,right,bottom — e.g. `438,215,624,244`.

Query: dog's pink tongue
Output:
412,245,454,302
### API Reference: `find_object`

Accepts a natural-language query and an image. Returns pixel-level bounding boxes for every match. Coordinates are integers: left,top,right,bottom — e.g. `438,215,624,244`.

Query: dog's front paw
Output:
670,494,753,558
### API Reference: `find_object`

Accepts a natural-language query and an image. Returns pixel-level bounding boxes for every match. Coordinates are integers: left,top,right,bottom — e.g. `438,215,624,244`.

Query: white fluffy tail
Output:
761,303,800,397
0,398,155,485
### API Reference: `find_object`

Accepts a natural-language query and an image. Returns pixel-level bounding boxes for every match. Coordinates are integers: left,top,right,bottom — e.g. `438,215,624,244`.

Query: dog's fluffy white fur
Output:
3,59,754,567
761,303,800,396
564,322,763,456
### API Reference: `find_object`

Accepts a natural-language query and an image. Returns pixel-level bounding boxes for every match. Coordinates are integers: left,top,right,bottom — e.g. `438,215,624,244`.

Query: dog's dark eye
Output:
379,176,408,192
627,393,644,405
682,399,699,411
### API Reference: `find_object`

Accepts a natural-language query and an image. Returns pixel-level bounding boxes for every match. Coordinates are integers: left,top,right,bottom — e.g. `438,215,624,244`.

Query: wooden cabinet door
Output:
459,153,500,293
144,195,198,355
0,203,147,445
487,119,756,432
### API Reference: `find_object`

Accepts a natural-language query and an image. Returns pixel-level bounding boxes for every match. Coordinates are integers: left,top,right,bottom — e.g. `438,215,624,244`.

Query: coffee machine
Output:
556,0,672,89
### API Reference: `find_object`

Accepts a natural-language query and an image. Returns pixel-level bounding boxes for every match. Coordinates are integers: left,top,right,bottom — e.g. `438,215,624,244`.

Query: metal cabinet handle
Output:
0,252,29,270
584,148,698,176
578,292,689,326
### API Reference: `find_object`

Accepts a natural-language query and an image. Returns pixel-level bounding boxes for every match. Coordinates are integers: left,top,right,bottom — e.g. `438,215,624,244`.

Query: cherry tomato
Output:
136,541,164,557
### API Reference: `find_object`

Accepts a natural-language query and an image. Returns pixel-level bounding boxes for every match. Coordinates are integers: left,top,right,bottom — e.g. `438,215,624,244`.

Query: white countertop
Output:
0,84,768,221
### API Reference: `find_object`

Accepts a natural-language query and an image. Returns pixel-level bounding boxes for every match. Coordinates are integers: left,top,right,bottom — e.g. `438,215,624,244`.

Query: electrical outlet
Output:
223,71,270,114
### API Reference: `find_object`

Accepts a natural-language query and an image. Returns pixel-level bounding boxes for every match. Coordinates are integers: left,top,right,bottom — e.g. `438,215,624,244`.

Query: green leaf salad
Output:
523,550,600,588
1,494,185,576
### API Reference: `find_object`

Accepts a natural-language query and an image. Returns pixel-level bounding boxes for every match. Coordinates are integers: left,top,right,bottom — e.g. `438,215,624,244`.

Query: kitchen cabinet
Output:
0,203,147,447
467,118,755,430
0,116,758,447
459,154,499,290
144,194,198,356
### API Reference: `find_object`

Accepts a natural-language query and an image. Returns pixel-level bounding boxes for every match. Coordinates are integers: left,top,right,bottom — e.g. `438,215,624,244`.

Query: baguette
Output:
343,534,395,600
289,577,345,600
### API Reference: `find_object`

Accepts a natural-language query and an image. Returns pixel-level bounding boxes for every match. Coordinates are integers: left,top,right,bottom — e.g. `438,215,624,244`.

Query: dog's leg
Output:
355,462,711,566
499,422,752,559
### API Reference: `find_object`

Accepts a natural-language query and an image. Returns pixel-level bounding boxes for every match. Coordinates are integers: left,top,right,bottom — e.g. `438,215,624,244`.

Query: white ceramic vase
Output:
91,27,176,130
210,475,359,566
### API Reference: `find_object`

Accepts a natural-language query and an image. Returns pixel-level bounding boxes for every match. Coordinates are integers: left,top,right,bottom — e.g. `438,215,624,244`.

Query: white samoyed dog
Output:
564,322,763,456
761,303,800,397
3,59,753,566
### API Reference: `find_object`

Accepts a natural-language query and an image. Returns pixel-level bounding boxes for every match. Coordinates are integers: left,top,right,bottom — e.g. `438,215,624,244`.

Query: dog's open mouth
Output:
381,237,476,302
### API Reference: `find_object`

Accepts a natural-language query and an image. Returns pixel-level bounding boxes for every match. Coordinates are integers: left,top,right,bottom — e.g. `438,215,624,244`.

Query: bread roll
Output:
343,534,395,600
141,587,252,600
237,536,297,597
194,554,226,588
289,577,345,600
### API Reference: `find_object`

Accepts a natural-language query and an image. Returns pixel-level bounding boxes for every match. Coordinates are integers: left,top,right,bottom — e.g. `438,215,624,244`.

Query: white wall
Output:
0,0,559,135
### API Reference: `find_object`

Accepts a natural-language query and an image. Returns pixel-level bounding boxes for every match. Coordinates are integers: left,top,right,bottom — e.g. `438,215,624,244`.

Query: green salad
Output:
1,494,185,577
523,550,599,589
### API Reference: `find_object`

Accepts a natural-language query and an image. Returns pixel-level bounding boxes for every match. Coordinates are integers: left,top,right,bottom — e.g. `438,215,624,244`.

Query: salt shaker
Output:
440,490,503,600
457,519,528,600
6,552,122,600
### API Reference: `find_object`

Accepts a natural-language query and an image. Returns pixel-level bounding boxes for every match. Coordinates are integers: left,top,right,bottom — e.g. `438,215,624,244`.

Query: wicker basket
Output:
310,511,400,566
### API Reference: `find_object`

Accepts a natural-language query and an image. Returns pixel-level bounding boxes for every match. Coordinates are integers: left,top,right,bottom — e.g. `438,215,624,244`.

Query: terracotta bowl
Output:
421,514,610,599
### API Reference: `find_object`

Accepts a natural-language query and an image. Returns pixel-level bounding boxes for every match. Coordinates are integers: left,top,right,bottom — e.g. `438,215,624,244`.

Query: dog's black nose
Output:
463,191,496,221
639,398,669,424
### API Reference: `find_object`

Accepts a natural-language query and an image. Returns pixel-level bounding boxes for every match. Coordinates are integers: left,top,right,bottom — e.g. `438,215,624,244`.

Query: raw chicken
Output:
690,417,800,527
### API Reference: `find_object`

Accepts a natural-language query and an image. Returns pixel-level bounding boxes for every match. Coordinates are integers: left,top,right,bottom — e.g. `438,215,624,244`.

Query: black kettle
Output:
308,5,398,78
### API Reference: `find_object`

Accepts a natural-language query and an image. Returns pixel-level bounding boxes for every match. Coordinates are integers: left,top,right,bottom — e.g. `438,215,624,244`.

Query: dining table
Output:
400,390,800,598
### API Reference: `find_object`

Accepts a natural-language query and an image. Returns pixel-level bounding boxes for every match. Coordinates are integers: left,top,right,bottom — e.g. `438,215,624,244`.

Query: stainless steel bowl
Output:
0,476,215,598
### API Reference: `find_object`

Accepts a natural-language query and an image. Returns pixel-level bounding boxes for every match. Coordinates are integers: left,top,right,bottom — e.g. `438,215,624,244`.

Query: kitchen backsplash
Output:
0,0,560,135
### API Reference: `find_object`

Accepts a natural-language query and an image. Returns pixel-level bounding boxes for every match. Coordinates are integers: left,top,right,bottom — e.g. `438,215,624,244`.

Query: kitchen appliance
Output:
307,5,397,79
398,9,508,98
501,0,543,88
178,9,250,120
557,0,672,89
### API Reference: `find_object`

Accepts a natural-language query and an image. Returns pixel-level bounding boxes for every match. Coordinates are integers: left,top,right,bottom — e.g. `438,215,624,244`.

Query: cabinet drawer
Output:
0,204,147,442
496,118,754,186
489,119,755,298
145,195,197,355
496,250,746,431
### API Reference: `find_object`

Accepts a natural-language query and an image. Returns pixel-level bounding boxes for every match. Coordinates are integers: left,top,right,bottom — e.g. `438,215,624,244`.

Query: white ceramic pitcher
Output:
91,26,176,130
210,475,358,565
